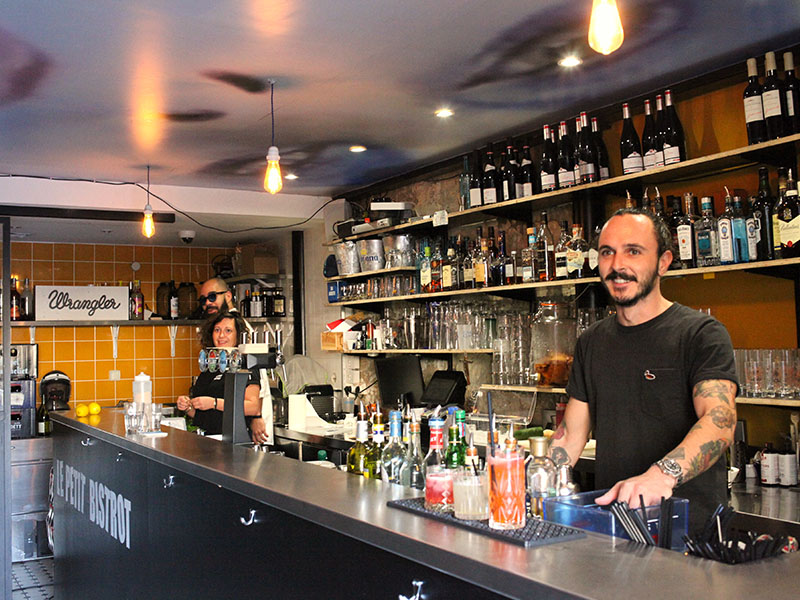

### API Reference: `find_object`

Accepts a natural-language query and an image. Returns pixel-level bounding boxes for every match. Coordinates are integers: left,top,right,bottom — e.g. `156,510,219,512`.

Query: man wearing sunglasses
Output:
198,277,235,317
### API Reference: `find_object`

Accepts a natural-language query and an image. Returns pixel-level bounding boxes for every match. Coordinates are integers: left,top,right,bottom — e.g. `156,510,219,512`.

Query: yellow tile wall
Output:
8,242,233,407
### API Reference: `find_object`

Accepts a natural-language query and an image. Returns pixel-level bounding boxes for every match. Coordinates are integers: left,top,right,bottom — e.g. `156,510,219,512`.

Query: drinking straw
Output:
486,391,496,458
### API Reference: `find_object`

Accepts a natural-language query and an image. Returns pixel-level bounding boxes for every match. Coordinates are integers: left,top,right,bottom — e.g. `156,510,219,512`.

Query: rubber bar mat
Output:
388,497,586,548
12,558,54,600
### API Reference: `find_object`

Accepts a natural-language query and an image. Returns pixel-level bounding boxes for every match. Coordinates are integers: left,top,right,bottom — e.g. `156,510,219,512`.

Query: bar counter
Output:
52,410,799,599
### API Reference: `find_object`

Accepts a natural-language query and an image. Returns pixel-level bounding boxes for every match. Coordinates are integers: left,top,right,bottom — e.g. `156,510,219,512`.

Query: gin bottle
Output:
381,410,406,484
398,418,425,490
694,196,720,267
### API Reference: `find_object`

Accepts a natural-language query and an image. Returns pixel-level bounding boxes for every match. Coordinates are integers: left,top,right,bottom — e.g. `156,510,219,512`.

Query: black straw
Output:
486,391,496,457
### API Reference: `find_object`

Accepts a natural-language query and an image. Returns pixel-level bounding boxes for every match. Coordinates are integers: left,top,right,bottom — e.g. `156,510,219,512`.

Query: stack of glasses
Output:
734,348,800,398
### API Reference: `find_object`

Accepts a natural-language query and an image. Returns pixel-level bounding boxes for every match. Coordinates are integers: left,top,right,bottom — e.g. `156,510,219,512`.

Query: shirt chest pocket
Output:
639,367,685,419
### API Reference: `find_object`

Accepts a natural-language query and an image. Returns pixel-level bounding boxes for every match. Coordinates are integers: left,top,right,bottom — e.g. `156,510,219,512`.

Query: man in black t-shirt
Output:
550,209,737,529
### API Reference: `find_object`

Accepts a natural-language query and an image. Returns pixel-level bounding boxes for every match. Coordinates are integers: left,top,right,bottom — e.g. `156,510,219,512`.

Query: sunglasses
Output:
198,290,227,304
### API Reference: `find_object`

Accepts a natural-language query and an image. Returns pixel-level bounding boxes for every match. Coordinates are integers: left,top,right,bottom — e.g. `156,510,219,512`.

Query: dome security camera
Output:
179,230,196,244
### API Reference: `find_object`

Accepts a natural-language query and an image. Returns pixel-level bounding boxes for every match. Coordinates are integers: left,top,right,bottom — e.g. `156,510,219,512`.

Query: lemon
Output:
75,403,89,417
89,402,102,415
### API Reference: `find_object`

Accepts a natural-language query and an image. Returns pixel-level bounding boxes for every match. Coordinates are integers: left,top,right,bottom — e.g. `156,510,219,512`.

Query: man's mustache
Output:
605,270,637,282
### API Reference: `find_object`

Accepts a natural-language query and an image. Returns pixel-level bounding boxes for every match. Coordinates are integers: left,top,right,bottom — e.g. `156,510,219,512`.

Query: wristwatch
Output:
654,458,684,486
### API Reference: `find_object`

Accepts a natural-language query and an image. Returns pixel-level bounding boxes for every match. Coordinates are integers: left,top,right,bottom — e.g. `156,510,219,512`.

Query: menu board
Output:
35,285,128,321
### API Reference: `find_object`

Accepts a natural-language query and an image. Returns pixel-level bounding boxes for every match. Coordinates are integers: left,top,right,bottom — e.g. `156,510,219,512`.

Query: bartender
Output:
177,312,269,443
549,209,737,530
197,277,235,317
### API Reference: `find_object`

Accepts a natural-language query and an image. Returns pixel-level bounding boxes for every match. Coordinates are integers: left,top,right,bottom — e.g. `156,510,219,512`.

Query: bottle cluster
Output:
239,284,286,318
743,50,800,144
620,89,686,175
7,277,34,321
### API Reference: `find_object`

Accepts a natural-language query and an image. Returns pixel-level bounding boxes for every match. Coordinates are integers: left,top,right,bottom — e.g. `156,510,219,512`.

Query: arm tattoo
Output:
549,446,570,466
708,405,736,429
686,439,729,480
666,448,686,460
693,379,735,407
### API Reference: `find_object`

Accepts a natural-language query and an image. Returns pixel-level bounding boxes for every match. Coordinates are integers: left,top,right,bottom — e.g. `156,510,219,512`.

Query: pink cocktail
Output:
425,468,454,511
487,451,526,530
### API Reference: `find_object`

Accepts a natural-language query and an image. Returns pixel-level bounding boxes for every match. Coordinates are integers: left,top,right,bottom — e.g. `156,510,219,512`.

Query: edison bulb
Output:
588,0,624,55
264,145,283,194
142,206,156,238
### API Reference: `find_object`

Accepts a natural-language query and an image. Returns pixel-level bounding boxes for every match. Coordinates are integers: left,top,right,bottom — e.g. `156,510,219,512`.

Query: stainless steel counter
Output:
52,409,800,600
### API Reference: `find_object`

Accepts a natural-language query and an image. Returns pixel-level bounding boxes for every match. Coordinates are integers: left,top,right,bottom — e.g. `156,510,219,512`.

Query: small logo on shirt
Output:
644,370,656,381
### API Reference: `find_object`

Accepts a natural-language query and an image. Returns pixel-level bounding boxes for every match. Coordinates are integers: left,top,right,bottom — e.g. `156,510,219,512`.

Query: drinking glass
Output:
456,306,474,349
124,402,141,435
774,350,794,398
424,466,454,512
453,468,489,520
759,349,775,397
492,338,511,385
487,450,526,530
148,403,163,431
733,349,747,396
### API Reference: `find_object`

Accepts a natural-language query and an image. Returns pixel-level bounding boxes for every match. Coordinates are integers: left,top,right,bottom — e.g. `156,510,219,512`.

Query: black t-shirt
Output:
190,368,260,435
566,302,738,529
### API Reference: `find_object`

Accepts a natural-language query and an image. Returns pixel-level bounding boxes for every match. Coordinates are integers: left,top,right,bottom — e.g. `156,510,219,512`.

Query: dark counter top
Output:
52,410,800,600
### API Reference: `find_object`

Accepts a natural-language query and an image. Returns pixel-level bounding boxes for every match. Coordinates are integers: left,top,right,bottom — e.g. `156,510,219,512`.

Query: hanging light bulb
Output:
263,79,283,194
142,165,155,238
588,0,624,55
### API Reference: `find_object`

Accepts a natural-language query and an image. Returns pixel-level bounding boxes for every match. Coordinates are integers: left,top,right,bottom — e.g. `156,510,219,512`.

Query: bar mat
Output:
388,497,586,548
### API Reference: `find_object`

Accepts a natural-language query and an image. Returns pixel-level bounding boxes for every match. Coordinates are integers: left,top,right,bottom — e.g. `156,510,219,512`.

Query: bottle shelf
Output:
481,384,567,394
327,132,800,245
325,266,416,282
342,348,493,355
10,316,286,328
735,396,800,408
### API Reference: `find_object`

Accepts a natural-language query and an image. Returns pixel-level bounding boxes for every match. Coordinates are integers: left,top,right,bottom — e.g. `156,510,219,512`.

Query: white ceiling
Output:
1,1,799,244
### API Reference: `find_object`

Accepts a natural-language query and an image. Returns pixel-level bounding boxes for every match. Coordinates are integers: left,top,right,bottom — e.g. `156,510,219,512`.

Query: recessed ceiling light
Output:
435,108,454,118
349,145,367,153
558,55,582,68
285,173,298,180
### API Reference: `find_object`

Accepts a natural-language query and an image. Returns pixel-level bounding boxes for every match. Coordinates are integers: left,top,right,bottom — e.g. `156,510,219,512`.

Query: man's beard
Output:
602,266,659,308
204,305,220,316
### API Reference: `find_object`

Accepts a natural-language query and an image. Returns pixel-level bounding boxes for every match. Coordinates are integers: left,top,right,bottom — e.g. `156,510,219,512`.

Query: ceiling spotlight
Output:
285,173,298,180
558,55,583,68
435,108,454,118
142,165,155,239
349,145,367,153
588,0,624,55
263,79,283,194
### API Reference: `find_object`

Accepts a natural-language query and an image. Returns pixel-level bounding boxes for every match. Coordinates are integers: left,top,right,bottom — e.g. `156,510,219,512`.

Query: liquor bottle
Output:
482,147,499,205
567,224,590,279
347,410,371,476
240,289,251,318
773,168,800,258
642,99,660,170
444,425,463,469
521,227,537,283
554,221,571,280
458,154,470,211
744,57,767,144
36,399,52,436
505,250,519,285
694,196,720,267
653,94,666,167
474,237,490,289
364,420,385,479
785,51,800,135
540,123,558,192
419,245,433,293
487,226,498,286
743,197,760,262
9,277,21,321
20,277,34,321
455,409,468,464
557,120,577,188
752,166,775,261
430,243,443,293
591,116,610,180
169,280,179,319
262,286,274,318
653,187,665,218
641,187,651,213
441,245,456,291
462,239,475,289
625,189,636,209
731,195,751,263
676,194,698,268
535,212,556,281
469,150,483,208
381,410,406,484
500,139,518,202
424,418,453,511
491,230,507,286
518,140,535,197
717,189,737,265
619,102,644,174
250,289,263,317
273,287,286,317
662,89,686,164
130,280,144,320
508,139,524,198
572,116,582,185
577,111,598,183
527,437,556,518
587,223,602,277
763,51,787,140
667,195,683,269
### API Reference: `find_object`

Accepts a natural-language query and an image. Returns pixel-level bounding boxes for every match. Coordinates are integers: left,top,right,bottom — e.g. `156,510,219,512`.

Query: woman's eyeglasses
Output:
198,290,226,304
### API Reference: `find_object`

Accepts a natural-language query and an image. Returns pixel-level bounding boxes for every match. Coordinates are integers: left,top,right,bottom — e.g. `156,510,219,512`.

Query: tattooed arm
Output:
596,379,737,508
548,398,592,467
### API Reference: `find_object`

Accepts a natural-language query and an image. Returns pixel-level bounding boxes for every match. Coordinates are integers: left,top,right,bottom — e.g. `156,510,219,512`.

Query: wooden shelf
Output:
343,348,493,355
736,396,800,408
11,316,286,327
325,266,416,282
481,384,567,394
662,256,800,279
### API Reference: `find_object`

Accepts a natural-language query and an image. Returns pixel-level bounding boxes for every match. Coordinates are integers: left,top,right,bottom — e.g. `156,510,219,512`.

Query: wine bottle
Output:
662,89,686,164
539,124,558,192
518,139,535,197
482,146,498,205
468,150,482,208
743,57,767,144
642,99,659,170
762,51,787,140
36,399,52,436
577,111,598,183
619,102,644,174
509,138,524,198
9,277,21,321
381,411,406,484
364,420,384,479
557,120,577,188
500,139,518,202
572,117,582,185
752,167,775,261
347,411,372,475
458,155,470,211
169,280,179,319
591,116,610,179
20,277,34,321
784,51,800,135
653,94,666,167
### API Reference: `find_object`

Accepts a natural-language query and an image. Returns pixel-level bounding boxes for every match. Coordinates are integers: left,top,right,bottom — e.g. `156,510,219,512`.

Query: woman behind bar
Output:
177,312,268,443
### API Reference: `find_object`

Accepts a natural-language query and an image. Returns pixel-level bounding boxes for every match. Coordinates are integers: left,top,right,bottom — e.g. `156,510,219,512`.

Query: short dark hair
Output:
607,208,673,258
200,311,246,347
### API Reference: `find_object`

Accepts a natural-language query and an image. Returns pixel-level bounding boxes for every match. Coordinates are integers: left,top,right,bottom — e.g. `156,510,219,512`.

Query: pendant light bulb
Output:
264,145,283,194
142,203,155,238
588,0,624,55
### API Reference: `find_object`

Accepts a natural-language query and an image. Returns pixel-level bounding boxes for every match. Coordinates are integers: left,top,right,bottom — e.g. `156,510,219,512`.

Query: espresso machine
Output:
1,344,39,439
